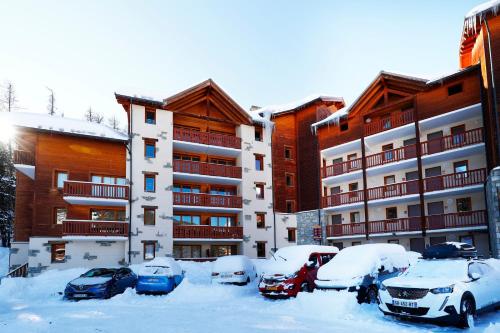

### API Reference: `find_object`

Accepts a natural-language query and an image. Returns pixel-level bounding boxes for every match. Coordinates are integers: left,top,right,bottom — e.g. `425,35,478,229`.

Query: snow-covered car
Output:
259,245,339,298
64,267,137,300
378,243,500,328
136,257,185,294
211,255,257,285
315,244,411,303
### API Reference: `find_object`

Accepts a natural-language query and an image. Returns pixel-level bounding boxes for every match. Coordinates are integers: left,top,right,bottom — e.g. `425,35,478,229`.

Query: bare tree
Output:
108,115,120,130
0,81,19,112
84,106,104,123
47,87,56,115
93,113,104,124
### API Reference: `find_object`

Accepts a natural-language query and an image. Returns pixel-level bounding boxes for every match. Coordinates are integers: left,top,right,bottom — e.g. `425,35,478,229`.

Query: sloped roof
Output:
250,94,344,117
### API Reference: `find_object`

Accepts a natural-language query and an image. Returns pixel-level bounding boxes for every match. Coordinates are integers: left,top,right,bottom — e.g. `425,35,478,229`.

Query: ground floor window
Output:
430,236,446,245
351,241,361,246
91,209,126,221
54,208,67,225
211,245,237,257
51,243,66,263
388,239,399,244
459,235,474,246
331,242,343,250
174,245,202,259
143,241,156,260
287,228,296,242
256,242,266,258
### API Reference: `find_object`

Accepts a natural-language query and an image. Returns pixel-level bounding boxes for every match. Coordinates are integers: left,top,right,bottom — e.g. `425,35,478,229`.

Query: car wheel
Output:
366,286,379,304
246,277,250,285
459,296,476,328
300,282,310,292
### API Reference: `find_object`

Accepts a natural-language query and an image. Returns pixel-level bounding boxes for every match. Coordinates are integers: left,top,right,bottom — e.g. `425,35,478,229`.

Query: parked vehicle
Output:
315,244,411,303
259,245,339,298
211,255,257,285
378,243,500,328
136,257,185,294
64,267,137,300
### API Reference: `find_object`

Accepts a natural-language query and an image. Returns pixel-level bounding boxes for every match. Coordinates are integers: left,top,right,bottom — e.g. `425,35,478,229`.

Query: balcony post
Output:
361,136,370,240
414,98,427,237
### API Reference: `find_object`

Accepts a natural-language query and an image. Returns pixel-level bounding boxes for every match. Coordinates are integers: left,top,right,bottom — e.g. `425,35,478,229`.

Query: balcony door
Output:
451,124,466,146
424,166,442,191
427,201,445,229
407,204,421,231
405,171,419,194
426,131,444,154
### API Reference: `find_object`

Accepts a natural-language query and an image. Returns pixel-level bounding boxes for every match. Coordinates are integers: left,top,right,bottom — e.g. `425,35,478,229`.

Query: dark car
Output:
64,267,137,300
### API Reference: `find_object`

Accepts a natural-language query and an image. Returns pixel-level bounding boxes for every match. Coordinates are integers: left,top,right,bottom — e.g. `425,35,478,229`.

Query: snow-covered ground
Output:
0,261,498,333
0,247,9,277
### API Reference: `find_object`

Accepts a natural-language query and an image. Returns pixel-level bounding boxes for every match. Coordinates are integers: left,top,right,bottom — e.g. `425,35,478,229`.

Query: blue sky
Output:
0,0,482,126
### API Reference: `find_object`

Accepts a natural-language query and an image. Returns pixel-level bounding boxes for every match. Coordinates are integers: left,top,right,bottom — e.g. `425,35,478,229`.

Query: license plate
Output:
392,299,417,308
73,293,87,298
266,286,278,291
221,274,233,278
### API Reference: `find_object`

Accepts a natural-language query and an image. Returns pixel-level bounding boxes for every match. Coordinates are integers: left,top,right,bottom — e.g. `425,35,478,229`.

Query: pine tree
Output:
0,81,19,112
47,87,56,116
0,143,15,247
108,115,120,130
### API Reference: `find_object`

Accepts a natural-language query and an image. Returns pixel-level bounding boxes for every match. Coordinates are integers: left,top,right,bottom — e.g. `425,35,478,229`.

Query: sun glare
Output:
0,120,15,143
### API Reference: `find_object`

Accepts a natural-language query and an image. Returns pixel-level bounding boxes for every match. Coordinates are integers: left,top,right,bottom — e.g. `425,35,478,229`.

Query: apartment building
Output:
115,79,295,263
3,112,129,274
312,66,493,255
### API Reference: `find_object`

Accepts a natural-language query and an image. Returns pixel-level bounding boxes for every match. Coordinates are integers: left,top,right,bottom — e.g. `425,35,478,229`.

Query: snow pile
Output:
138,257,183,277
317,244,408,281
0,247,9,276
261,245,339,275
0,112,128,141
212,255,253,273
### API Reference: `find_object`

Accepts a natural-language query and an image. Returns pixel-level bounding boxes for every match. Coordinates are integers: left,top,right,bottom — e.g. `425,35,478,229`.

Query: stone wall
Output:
486,167,500,258
296,209,327,245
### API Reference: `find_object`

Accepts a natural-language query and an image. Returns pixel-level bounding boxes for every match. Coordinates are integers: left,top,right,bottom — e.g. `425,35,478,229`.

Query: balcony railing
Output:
173,192,242,208
423,168,486,192
426,210,487,230
364,109,415,136
173,224,243,239
173,127,241,149
421,127,484,155
322,190,364,208
367,179,419,201
62,220,128,237
173,160,242,178
63,181,129,200
326,211,487,237
322,158,362,178
13,150,35,165
366,144,417,168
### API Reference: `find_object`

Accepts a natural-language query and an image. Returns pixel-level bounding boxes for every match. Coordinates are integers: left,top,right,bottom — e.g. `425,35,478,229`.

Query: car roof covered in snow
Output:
139,257,182,276
213,255,253,272
0,111,128,142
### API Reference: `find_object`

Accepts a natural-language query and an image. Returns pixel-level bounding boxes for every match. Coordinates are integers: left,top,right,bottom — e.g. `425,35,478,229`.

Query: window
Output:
332,157,343,165
430,236,447,245
144,140,156,158
382,144,394,161
386,207,398,219
55,171,68,189
209,158,234,166
255,183,265,199
351,241,361,246
54,208,67,225
403,138,417,146
143,241,156,260
348,182,358,191
454,160,468,174
173,215,201,225
174,184,201,193
405,170,419,181
382,115,392,130
425,166,442,177
143,207,156,225
144,174,156,192
447,83,463,96
91,175,127,185
285,173,294,187
286,200,295,213
331,214,342,225
174,245,202,259
145,109,156,124
210,216,234,227
340,121,349,132
256,242,266,258
255,154,264,171
211,245,237,257
332,242,344,250
451,125,466,145
388,239,399,244
384,175,396,185
287,228,296,242
91,209,126,221
256,213,266,229
460,235,474,246
209,186,234,196
457,197,472,212
51,243,66,263
350,212,360,223
255,126,263,142
330,186,341,195
284,146,293,159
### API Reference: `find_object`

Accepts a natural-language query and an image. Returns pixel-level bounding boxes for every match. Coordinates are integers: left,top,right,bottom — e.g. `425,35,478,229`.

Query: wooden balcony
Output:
62,220,128,237
173,160,242,178
13,150,35,165
322,190,364,208
326,211,487,237
367,179,419,201
421,127,484,155
423,168,486,193
173,192,242,208
322,158,362,178
63,181,129,200
366,144,417,168
364,109,415,136
173,127,241,149
173,224,243,239
426,210,487,230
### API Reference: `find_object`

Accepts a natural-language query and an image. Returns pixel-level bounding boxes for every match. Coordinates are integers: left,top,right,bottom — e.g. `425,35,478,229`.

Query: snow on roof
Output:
0,111,128,142
251,94,344,117
311,105,350,130
464,0,500,36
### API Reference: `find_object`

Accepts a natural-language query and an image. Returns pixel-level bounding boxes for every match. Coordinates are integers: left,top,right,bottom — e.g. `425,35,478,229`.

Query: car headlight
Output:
430,285,454,294
93,283,109,289
379,283,386,291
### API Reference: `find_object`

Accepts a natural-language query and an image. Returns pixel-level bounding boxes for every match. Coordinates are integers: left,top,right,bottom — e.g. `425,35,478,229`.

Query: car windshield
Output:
403,260,468,280
81,268,117,277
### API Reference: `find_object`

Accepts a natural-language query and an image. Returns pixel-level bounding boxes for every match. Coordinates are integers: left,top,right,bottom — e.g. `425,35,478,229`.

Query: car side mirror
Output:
378,265,385,273
469,272,481,281
305,261,315,269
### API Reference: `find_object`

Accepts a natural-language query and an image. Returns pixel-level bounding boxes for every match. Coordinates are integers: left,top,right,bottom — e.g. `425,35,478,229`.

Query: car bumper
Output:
64,289,109,300
136,279,175,294
212,275,248,285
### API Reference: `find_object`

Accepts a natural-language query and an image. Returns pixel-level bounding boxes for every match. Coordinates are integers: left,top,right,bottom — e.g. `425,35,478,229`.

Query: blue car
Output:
136,257,184,294
64,267,137,300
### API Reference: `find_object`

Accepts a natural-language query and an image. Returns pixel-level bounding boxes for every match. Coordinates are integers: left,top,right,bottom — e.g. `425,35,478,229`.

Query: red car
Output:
259,245,339,298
